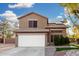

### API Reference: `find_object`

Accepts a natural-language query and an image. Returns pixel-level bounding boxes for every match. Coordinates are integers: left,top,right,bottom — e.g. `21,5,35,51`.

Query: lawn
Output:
56,42,79,51
56,48,79,51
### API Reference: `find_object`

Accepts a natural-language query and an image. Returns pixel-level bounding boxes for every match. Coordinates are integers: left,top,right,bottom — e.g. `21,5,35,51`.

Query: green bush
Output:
64,37,70,44
56,48,79,51
70,43,79,48
54,36,70,46
54,36,60,46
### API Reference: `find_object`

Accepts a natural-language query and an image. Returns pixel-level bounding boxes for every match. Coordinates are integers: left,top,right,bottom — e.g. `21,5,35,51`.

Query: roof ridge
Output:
18,12,48,19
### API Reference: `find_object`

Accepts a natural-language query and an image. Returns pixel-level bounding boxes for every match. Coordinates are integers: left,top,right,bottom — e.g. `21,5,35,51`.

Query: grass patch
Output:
56,48,79,51
69,43,79,48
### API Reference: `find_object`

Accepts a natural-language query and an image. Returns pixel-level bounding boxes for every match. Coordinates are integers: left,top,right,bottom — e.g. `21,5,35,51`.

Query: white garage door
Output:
18,33,46,47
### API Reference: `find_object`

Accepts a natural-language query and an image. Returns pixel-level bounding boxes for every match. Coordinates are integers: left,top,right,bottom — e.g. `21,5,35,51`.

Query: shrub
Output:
54,36,70,46
54,36,61,46
77,39,79,44
64,37,70,44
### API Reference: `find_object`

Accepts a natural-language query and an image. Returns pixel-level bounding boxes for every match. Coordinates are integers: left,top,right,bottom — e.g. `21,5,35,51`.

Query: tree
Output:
60,3,79,17
60,3,79,42
60,3,79,26
2,20,9,44
72,26,79,39
1,20,13,44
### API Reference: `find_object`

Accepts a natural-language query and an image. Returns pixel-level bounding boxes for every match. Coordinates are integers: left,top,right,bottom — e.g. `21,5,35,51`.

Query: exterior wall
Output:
0,38,3,43
51,29,66,35
0,33,2,39
19,13,48,29
5,38,15,43
62,29,66,36
0,33,15,43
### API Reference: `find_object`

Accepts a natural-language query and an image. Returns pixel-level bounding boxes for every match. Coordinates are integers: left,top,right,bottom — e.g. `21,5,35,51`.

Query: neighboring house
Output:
15,12,66,47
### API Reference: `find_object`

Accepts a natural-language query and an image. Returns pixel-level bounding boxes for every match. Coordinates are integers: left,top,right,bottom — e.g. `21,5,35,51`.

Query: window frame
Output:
29,21,37,28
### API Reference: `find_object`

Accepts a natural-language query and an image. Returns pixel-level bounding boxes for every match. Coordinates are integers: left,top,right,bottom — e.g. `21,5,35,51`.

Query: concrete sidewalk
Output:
0,44,15,52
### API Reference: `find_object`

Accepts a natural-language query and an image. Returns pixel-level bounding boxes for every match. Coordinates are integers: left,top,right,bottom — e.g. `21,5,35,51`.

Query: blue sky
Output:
0,3,64,21
0,3,75,35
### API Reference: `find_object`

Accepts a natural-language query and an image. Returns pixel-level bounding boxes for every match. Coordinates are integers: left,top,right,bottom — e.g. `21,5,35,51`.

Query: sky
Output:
0,3,64,22
0,3,74,35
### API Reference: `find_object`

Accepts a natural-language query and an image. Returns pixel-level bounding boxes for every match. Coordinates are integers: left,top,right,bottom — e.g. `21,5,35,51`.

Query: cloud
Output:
8,3,35,8
49,18,63,24
0,10,19,29
0,10,18,22
54,15,63,23
57,15,63,19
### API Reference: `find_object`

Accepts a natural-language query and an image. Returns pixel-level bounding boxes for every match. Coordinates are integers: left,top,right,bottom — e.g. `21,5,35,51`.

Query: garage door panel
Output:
18,34,45,47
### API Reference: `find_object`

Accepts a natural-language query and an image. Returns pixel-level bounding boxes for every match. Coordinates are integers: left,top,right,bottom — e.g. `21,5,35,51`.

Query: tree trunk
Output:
3,37,5,44
2,32,5,44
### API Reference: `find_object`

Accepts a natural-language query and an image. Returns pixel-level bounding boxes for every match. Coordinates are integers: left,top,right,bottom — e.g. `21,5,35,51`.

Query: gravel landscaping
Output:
55,46,79,56
65,50,79,56
55,48,79,56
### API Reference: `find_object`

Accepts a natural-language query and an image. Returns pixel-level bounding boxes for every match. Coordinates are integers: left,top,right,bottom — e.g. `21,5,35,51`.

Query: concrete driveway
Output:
0,47,56,56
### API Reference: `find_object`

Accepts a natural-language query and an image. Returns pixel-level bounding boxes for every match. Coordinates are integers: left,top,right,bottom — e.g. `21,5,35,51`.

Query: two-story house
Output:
15,12,66,47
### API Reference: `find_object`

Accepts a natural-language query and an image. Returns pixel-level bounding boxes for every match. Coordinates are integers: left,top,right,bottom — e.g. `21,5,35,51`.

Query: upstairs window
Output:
29,21,37,28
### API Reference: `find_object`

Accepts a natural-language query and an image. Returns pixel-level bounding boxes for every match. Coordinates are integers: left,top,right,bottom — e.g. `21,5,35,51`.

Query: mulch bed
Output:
54,51,66,56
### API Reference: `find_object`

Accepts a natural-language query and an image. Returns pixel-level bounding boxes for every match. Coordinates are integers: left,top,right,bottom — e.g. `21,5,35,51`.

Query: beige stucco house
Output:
15,12,66,47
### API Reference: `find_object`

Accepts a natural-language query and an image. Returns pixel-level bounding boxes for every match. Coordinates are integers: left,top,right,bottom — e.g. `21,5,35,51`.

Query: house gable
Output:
18,12,48,19
19,12,48,29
